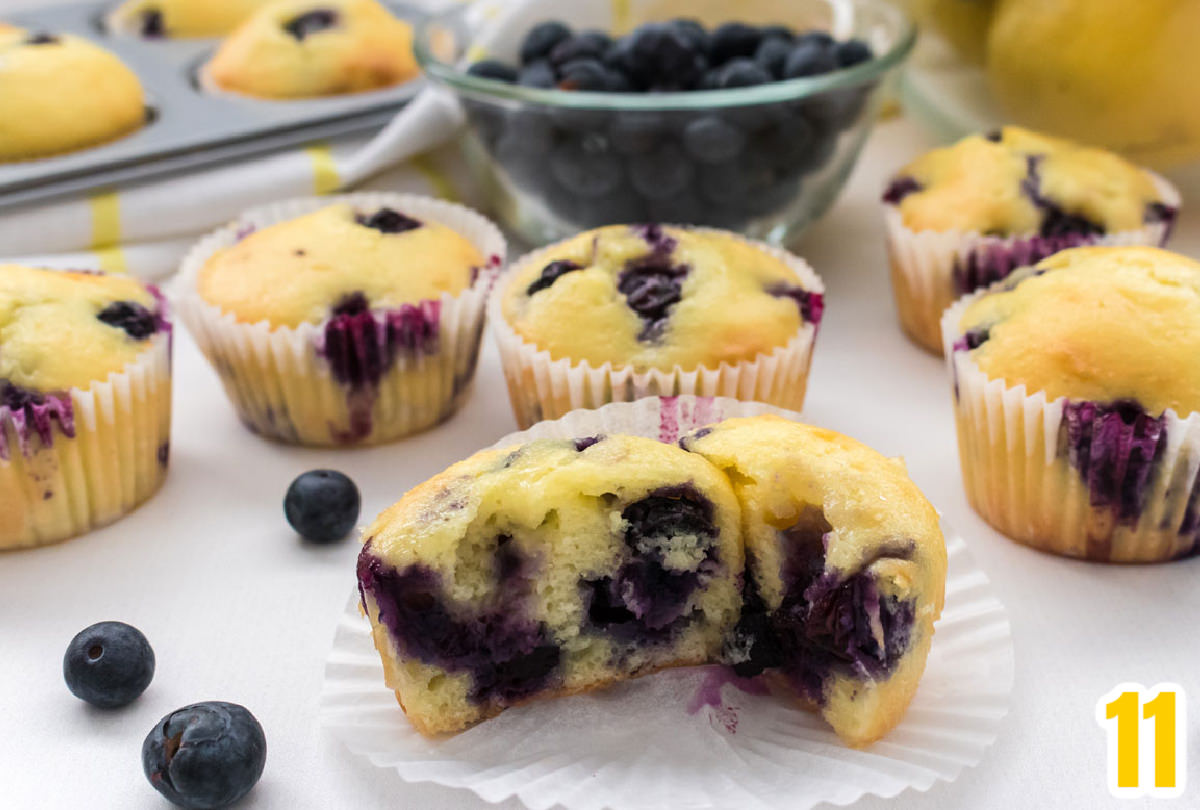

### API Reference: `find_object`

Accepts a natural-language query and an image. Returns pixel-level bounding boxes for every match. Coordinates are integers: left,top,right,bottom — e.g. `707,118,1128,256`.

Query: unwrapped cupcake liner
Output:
886,171,1180,355
0,325,172,551
942,297,1200,562
489,232,824,429
320,396,1013,810
174,193,506,446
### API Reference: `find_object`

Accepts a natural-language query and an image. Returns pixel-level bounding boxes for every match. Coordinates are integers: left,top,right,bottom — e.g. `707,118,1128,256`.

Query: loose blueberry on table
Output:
461,19,876,231
63,621,155,709
143,702,266,810
284,469,361,544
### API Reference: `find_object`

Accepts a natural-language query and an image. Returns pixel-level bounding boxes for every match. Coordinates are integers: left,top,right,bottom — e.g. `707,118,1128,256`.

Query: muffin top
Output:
0,266,165,401
108,0,274,37
956,246,1200,416
884,126,1173,236
206,0,418,99
0,28,145,161
501,225,822,371
197,203,485,328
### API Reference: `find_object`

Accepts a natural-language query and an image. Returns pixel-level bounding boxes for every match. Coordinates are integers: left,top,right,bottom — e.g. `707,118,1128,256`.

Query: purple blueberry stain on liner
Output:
952,232,1099,296
0,381,75,460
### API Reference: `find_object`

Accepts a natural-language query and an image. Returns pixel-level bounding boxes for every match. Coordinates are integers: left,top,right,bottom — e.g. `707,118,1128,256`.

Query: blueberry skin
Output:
709,22,762,64
836,39,873,68
63,621,155,709
717,58,771,88
283,9,338,41
143,702,266,810
548,31,611,67
284,470,361,544
783,39,838,78
520,20,572,65
556,58,610,91
667,18,709,53
620,22,708,91
97,300,158,340
755,37,793,77
550,138,624,198
467,60,518,83
683,116,745,164
517,60,557,88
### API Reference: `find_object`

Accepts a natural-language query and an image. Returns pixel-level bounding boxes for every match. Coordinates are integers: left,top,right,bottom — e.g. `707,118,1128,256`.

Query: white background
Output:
4,2,1200,805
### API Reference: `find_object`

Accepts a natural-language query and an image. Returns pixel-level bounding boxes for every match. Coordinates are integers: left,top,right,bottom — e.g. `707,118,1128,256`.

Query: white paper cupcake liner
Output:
0,325,172,551
885,172,1180,355
942,296,1200,562
320,396,1014,810
489,232,824,429
174,193,506,446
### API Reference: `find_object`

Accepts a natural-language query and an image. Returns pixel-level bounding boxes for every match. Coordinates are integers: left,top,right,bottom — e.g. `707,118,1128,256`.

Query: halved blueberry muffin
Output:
943,246,1200,562
0,27,145,161
177,194,504,446
204,0,418,98
492,224,824,427
681,415,946,746
107,0,273,37
357,434,744,735
0,266,171,550
883,126,1179,354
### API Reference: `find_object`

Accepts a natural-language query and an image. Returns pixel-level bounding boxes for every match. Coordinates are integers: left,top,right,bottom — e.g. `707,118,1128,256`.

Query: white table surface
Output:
3,20,1200,803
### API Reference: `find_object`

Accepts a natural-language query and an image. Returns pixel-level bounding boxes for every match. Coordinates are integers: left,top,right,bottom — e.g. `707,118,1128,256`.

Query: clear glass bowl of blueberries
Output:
415,0,914,245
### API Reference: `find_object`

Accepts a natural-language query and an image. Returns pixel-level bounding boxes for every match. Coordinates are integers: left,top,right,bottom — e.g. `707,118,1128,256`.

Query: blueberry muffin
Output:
107,0,274,37
944,246,1200,562
0,28,145,161
357,434,745,735
0,266,172,550
204,0,418,99
177,194,505,446
681,415,947,746
492,224,824,427
884,126,1179,354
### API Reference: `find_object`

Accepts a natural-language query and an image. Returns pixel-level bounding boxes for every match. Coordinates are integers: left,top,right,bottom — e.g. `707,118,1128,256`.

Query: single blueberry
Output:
139,9,165,38
548,31,611,67
717,58,771,88
783,39,837,78
835,38,873,68
709,22,762,64
283,9,338,41
517,59,557,88
983,129,1004,143
882,175,922,204
608,113,664,155
520,20,572,65
467,60,518,83
682,115,746,164
755,36,793,77
357,207,421,233
63,621,154,709
143,702,266,810
796,30,836,49
760,25,797,44
97,300,158,340
556,58,610,91
667,18,709,53
628,144,694,200
284,470,361,544
25,32,59,45
574,435,603,451
550,139,624,198
527,260,582,295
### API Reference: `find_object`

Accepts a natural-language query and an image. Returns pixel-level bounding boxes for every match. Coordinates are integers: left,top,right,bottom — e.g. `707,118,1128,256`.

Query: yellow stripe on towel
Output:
411,154,460,202
89,190,127,274
611,0,632,34
306,143,341,195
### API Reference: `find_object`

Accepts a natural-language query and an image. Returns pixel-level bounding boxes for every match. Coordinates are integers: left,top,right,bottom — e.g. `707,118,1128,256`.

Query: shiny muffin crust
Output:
502,224,823,372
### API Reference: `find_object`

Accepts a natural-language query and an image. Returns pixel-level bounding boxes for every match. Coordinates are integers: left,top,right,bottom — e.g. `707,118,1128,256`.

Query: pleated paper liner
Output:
942,297,1200,562
320,397,1013,810
174,192,506,446
489,232,824,429
0,330,172,550
885,171,1180,355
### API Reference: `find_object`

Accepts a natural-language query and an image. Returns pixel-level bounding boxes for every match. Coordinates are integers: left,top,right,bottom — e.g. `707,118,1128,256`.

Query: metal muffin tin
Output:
0,1,426,211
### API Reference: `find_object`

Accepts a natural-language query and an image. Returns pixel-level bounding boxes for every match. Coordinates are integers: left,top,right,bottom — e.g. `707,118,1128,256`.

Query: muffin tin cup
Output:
941,295,1200,563
174,193,506,447
0,323,172,551
489,229,824,430
887,171,1181,355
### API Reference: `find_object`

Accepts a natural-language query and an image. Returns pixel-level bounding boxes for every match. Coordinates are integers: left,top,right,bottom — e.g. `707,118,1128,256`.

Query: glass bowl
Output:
415,0,914,246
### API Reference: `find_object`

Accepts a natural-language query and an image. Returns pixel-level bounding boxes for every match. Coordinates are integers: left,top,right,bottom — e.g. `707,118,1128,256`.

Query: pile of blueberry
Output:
463,19,877,230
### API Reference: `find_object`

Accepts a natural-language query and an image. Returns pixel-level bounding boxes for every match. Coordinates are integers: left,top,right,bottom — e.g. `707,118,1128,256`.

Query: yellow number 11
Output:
1097,683,1186,798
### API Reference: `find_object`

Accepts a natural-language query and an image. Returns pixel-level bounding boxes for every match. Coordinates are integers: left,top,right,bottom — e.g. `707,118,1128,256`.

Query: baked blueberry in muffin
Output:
181,195,504,446
492,224,825,427
0,27,145,161
946,246,1200,562
681,415,946,746
0,266,171,549
357,434,744,735
883,126,1179,354
205,0,418,98
107,0,274,37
